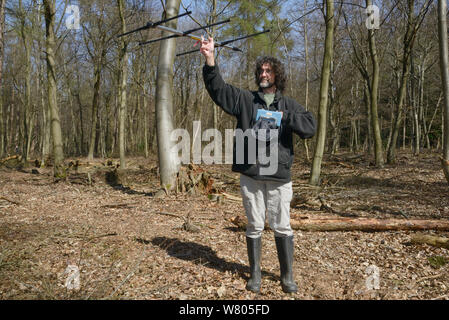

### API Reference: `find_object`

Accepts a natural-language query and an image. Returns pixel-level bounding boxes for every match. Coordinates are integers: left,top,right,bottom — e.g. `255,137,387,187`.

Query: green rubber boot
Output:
275,236,298,293
245,236,262,293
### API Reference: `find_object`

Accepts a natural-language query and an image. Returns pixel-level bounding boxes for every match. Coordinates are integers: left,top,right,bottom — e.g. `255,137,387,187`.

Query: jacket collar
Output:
257,88,283,109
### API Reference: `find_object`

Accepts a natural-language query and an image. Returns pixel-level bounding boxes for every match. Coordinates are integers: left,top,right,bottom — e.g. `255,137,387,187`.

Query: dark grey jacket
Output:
203,64,316,183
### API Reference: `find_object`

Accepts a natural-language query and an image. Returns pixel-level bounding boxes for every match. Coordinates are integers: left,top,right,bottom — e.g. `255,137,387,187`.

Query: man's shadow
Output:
147,236,278,281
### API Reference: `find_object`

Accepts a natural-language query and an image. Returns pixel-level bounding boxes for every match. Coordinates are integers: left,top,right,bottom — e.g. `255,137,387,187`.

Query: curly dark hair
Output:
254,56,287,93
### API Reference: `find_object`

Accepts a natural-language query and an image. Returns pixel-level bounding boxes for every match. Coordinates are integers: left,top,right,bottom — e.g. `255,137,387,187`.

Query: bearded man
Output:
200,36,316,293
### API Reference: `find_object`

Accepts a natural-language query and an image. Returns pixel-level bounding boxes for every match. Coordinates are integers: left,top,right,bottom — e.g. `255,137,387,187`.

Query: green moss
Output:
428,256,448,269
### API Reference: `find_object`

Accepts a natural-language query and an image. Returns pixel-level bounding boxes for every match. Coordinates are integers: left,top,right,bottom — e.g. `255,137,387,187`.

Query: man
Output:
200,36,316,293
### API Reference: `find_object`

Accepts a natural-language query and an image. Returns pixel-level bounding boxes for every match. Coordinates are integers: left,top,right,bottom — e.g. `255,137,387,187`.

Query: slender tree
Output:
437,0,449,183
309,0,334,186
43,0,64,176
35,0,51,166
17,0,33,162
83,1,114,160
387,0,432,164
303,0,311,160
366,0,384,167
0,0,5,157
117,0,128,168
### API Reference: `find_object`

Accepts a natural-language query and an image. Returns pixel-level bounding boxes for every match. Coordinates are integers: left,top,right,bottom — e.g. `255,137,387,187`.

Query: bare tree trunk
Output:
156,0,181,191
366,0,384,167
387,0,432,163
18,0,33,163
363,79,372,153
143,88,149,158
63,63,78,155
419,62,427,149
403,108,407,150
417,58,426,152
310,0,334,186
42,88,48,161
76,93,84,155
410,53,420,155
424,93,442,150
303,0,310,160
35,1,50,165
328,61,337,154
437,0,449,183
6,91,12,153
87,52,104,160
0,0,5,157
388,55,410,163
117,0,128,168
141,58,149,158
43,0,64,176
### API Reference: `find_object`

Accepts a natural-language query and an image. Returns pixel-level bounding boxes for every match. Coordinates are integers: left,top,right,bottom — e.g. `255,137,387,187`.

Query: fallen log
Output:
0,155,19,164
229,214,449,232
0,155,21,168
409,233,449,249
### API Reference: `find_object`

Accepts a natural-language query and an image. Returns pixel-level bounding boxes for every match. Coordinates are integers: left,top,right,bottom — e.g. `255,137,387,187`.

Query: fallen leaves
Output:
1,152,449,300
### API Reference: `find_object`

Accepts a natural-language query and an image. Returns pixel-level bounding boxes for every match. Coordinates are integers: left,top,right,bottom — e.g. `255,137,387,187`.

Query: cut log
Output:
0,155,21,168
409,233,449,249
229,214,449,232
0,155,19,164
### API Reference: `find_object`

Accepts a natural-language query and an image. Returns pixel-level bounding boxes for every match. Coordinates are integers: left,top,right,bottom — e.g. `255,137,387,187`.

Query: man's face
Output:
259,63,275,89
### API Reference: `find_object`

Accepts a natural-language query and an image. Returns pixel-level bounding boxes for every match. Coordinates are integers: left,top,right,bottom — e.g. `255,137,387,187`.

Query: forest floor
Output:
1,150,449,300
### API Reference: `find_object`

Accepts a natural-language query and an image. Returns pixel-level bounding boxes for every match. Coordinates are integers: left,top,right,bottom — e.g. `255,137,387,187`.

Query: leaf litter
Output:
0,151,448,300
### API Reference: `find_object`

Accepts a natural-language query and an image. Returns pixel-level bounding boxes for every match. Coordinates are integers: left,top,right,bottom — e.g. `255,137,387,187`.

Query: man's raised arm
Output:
200,36,215,66
200,36,244,117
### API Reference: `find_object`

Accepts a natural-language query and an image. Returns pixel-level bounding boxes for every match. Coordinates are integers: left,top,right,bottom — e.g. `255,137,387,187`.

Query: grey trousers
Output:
240,174,294,238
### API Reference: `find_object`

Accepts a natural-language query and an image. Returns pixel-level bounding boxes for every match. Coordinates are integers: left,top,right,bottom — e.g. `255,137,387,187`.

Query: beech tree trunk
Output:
156,0,181,190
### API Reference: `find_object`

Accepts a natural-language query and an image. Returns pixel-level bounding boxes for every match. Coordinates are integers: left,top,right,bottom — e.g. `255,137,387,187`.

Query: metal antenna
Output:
176,29,270,57
139,19,231,46
117,7,271,57
117,11,193,38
